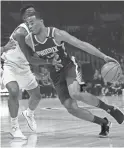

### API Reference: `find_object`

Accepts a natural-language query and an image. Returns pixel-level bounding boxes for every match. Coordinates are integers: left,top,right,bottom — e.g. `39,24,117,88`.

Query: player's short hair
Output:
20,4,36,20
26,11,43,20
34,12,42,19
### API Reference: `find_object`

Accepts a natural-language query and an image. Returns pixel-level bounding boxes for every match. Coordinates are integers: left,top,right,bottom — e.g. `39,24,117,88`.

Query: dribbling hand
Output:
4,39,16,52
104,56,119,64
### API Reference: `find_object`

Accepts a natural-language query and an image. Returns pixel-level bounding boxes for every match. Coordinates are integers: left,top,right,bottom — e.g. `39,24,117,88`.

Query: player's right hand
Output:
104,56,119,64
52,53,63,71
4,39,16,52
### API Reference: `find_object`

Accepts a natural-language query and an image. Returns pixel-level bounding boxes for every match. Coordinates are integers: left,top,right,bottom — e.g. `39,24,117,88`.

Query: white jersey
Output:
1,23,30,71
1,23,38,90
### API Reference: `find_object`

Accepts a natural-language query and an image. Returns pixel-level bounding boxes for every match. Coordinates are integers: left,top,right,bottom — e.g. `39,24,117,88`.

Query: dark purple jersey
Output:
31,27,73,72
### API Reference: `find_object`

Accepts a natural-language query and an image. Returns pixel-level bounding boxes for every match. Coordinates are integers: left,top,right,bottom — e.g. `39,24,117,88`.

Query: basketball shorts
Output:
50,62,83,104
2,64,38,90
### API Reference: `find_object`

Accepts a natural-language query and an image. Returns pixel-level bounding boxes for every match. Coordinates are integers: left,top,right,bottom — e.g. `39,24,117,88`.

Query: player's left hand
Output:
104,56,119,64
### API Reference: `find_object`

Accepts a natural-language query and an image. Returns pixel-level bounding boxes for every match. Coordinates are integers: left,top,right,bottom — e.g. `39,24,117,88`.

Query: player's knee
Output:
8,87,19,99
68,81,80,99
63,99,78,113
6,82,19,99
68,82,78,98
69,90,80,100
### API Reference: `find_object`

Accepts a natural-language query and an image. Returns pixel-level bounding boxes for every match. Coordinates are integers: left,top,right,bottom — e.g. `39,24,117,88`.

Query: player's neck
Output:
36,26,48,41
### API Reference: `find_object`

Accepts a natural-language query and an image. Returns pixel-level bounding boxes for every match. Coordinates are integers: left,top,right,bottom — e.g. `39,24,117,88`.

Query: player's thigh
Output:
65,64,80,97
17,70,38,91
54,80,71,104
2,66,19,96
2,65,17,88
56,85,79,111
63,97,79,112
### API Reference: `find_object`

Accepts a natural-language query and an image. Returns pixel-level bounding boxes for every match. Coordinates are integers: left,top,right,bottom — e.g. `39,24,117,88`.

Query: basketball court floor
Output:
1,95,124,148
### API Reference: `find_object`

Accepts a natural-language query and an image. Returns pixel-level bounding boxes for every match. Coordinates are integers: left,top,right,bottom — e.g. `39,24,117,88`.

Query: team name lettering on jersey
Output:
36,46,59,57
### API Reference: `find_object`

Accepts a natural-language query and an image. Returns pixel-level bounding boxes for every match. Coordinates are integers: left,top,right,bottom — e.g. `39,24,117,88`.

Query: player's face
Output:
26,16,42,34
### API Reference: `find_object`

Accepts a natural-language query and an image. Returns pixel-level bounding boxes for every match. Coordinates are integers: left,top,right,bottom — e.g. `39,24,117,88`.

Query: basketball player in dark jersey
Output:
24,12,124,138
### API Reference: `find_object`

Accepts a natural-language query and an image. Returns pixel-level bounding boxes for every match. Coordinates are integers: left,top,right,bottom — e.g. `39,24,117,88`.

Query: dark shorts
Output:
50,63,77,104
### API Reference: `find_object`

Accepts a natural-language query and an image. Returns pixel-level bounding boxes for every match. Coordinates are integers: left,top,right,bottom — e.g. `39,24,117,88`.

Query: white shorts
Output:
2,64,38,90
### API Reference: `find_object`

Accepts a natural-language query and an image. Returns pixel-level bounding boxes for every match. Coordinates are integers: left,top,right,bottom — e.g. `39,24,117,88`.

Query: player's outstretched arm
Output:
55,29,117,63
13,28,53,65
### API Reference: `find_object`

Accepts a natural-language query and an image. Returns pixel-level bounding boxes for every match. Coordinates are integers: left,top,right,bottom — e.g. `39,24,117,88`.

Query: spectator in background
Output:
36,66,56,98
92,69,104,96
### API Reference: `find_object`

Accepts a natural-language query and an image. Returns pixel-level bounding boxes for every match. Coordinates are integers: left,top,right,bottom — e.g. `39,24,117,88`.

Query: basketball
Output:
101,62,122,83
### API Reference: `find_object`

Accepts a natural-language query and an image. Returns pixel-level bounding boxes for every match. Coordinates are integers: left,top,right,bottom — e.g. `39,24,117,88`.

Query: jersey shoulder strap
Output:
19,23,30,34
47,27,54,39
51,27,64,46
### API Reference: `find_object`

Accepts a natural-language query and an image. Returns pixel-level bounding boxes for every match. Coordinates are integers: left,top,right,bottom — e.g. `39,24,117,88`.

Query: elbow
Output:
28,57,34,65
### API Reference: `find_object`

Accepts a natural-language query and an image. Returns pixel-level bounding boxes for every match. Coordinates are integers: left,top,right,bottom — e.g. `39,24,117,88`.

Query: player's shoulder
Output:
13,27,28,38
54,27,66,37
54,28,61,34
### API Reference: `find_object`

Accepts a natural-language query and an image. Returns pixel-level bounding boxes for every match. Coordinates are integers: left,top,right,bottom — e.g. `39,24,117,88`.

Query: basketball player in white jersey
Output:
1,5,62,139
25,12,124,137
1,5,38,139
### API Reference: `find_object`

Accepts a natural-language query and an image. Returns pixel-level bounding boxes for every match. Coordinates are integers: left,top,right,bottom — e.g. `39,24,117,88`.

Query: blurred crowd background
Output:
1,1,124,98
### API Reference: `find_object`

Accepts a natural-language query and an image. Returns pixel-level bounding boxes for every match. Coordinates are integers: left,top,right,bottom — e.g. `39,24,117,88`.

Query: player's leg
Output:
6,82,19,119
54,79,111,137
2,66,26,139
22,86,42,132
27,86,41,111
20,71,42,132
66,64,124,125
53,70,110,137
55,81,103,121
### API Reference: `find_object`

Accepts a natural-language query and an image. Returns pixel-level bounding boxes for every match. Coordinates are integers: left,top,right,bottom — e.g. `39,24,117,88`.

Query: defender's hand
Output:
52,53,63,71
4,39,16,52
